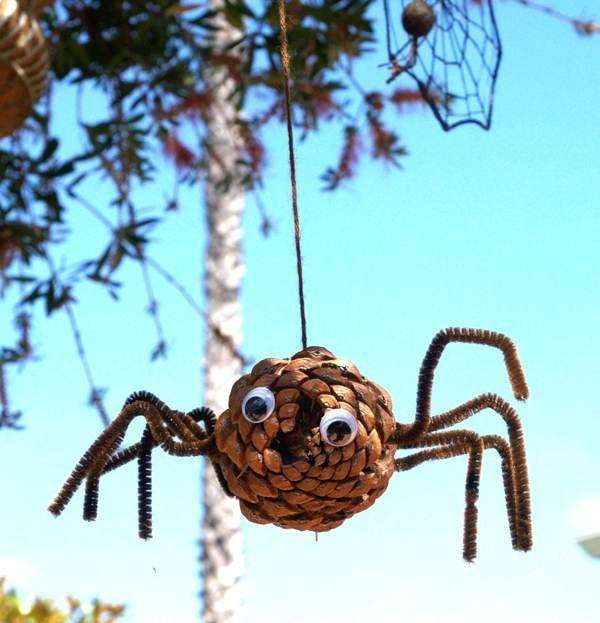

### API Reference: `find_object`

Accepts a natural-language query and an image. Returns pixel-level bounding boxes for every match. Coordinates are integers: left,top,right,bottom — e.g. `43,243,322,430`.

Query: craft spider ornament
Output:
49,327,532,562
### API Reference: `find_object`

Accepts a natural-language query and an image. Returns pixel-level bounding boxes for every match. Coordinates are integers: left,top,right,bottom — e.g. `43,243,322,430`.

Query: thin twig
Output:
46,253,109,427
68,192,248,365
146,258,249,366
139,259,167,360
145,256,204,317
64,300,110,427
509,0,600,35
252,189,274,237
71,192,113,229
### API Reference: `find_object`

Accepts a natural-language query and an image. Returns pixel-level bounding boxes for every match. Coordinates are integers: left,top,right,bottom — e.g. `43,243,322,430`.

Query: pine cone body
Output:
0,0,50,137
214,346,397,532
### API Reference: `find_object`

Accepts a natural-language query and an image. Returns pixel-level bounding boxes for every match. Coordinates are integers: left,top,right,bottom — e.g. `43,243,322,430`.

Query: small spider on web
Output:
383,0,502,130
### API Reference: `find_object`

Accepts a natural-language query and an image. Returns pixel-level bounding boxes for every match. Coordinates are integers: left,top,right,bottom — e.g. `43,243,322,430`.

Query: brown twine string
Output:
277,0,308,350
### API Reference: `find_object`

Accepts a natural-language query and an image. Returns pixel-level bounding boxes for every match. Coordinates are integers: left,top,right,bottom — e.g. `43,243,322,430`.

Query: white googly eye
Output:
320,409,358,447
242,387,276,423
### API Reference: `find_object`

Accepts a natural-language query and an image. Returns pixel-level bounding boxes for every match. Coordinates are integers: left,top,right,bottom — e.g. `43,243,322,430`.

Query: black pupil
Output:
326,420,351,443
245,396,268,421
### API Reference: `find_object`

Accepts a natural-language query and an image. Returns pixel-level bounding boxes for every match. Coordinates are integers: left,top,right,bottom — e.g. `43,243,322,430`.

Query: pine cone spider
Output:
49,327,532,562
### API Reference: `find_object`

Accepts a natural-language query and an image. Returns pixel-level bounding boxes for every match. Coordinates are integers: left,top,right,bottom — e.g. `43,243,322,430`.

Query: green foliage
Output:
4,0,588,425
0,0,416,426
0,578,124,623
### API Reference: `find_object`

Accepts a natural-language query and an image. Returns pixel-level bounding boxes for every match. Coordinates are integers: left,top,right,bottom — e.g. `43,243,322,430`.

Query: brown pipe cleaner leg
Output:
102,440,152,474
429,393,532,550
128,404,215,539
100,405,232,503
397,432,524,558
137,427,154,539
397,430,502,562
82,427,127,521
102,432,232,501
403,328,529,440
101,405,217,474
48,419,129,516
49,401,215,521
125,391,201,443
482,435,520,550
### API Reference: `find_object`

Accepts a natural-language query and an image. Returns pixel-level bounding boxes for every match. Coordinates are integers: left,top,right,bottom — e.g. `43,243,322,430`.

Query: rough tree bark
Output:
199,6,245,622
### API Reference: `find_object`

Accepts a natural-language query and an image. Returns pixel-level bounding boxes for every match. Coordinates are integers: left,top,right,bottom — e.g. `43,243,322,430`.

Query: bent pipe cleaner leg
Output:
102,407,233,508
399,433,524,553
124,391,201,443
48,417,130,516
83,427,127,521
396,430,530,558
48,401,215,519
482,434,521,551
429,392,532,550
401,327,529,441
83,407,153,522
397,429,509,562
100,404,231,528
102,406,217,475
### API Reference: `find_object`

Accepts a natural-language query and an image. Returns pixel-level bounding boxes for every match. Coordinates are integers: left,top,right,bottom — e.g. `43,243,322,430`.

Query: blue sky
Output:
1,1,599,621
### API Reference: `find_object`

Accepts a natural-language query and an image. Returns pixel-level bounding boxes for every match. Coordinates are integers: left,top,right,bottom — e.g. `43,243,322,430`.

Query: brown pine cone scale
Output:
215,346,397,532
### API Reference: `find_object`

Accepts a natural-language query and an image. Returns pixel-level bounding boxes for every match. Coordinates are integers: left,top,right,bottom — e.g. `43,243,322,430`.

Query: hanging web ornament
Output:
384,0,502,130
48,0,535,562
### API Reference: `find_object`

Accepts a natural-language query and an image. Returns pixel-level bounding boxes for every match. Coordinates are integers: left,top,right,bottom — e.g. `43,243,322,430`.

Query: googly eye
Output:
242,387,276,423
320,409,358,447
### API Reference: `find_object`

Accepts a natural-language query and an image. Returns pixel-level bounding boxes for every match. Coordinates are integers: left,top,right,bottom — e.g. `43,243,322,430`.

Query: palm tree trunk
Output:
199,7,245,621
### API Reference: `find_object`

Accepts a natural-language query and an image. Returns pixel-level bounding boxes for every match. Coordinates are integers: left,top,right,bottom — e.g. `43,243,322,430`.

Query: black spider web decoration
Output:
384,0,502,131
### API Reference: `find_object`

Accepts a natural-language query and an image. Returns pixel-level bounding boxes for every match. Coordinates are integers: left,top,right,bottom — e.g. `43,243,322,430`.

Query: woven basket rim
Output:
0,0,49,136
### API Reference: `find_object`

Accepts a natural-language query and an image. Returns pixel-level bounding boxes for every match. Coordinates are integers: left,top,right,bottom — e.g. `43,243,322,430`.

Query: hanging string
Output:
277,0,308,350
